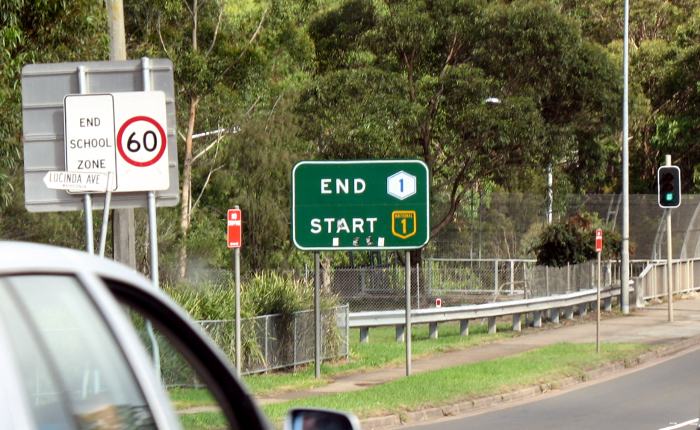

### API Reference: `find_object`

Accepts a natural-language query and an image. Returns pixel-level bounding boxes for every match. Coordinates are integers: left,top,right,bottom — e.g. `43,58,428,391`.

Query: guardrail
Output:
349,287,619,343
633,258,700,304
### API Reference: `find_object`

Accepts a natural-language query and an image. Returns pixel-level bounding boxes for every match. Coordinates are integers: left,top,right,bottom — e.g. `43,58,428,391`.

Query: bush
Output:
532,212,621,267
163,271,332,319
161,272,343,378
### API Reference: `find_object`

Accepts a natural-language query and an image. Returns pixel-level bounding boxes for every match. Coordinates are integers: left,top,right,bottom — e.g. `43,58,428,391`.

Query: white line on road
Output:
658,418,699,430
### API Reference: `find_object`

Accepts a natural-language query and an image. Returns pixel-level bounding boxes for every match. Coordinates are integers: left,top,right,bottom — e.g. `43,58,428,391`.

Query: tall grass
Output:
163,271,329,320
160,272,342,379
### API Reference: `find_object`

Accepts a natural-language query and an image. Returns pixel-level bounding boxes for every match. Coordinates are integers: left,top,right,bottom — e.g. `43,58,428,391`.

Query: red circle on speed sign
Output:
116,115,167,167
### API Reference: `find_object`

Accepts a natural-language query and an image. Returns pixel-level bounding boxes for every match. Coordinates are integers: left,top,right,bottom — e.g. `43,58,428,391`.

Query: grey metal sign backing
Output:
21,59,179,212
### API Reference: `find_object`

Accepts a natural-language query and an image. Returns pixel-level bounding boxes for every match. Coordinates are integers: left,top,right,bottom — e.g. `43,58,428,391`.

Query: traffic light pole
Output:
665,155,674,322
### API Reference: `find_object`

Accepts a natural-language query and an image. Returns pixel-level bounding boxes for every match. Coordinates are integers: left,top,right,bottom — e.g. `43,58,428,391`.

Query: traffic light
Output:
657,165,681,208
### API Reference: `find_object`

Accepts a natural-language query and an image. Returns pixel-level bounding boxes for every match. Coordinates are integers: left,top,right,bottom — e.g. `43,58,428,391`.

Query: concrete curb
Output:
359,335,700,429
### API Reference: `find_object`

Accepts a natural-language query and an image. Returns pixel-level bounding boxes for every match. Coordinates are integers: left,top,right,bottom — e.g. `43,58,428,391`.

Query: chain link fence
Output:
326,258,662,312
328,260,534,311
156,305,349,387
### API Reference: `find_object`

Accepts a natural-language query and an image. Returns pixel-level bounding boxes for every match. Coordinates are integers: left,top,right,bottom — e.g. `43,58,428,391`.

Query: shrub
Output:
532,212,621,267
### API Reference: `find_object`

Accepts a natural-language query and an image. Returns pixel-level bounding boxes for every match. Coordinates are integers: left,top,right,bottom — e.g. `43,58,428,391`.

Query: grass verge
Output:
179,342,650,429
170,320,515,409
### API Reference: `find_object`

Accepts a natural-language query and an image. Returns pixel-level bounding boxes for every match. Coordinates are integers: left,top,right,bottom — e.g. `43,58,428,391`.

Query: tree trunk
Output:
178,95,200,280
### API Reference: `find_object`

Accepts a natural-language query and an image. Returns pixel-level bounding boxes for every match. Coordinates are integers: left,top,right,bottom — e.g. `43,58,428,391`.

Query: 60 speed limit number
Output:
117,115,167,167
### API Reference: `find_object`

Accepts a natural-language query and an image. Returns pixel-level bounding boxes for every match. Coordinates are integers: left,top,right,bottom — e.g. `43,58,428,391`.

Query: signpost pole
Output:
140,56,161,378
405,251,412,376
98,173,113,257
595,229,603,353
234,246,241,374
666,155,674,322
77,65,94,255
234,206,242,376
142,57,160,292
596,249,601,353
314,252,322,379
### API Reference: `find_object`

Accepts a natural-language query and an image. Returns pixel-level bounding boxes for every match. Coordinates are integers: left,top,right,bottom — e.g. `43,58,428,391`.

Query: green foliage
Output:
2,0,699,267
163,271,318,319
0,0,108,214
532,212,621,266
300,0,621,243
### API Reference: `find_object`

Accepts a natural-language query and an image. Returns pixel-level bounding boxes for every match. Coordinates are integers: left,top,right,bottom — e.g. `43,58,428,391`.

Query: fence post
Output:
510,260,515,295
494,259,499,297
692,260,695,290
416,264,421,308
426,258,432,298
345,304,350,358
264,315,269,370
293,314,298,371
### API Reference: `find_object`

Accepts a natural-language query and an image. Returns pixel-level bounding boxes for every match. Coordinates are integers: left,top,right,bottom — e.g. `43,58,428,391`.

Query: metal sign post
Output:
235,245,241,375
77,66,94,254
141,57,161,379
595,228,603,354
314,252,322,379
227,206,243,375
405,251,412,376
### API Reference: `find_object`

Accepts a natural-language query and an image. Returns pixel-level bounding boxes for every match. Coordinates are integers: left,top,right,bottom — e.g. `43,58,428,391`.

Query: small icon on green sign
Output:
392,210,417,239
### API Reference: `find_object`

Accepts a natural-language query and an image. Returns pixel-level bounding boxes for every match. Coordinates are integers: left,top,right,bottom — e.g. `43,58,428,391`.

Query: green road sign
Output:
292,160,430,251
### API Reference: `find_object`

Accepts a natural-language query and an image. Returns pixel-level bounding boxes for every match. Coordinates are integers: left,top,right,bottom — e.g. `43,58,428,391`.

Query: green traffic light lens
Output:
665,193,674,202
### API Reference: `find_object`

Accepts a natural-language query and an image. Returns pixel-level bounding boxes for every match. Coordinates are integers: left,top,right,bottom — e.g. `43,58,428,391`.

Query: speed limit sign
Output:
117,116,167,167
113,92,169,191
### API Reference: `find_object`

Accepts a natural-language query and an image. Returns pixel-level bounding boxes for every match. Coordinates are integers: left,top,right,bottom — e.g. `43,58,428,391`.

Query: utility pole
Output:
546,163,553,224
106,0,137,268
664,155,674,322
620,0,631,315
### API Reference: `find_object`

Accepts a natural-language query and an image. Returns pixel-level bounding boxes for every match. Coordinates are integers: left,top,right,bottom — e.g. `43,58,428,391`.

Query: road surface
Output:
406,348,700,430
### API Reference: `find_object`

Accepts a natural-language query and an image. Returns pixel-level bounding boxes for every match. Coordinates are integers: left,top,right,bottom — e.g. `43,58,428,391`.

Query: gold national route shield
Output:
392,210,417,239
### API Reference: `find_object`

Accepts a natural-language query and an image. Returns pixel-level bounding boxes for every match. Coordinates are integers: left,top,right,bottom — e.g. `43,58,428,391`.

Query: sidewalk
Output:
256,294,700,405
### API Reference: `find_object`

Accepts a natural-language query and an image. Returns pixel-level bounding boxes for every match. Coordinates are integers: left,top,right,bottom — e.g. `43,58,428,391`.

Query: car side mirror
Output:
284,408,361,430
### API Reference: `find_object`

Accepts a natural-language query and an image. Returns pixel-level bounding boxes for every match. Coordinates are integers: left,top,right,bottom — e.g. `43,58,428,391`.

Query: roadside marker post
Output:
227,207,243,375
595,228,603,353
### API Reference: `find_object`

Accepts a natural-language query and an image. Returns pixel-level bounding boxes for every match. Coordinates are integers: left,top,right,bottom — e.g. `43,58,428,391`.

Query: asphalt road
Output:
406,348,700,430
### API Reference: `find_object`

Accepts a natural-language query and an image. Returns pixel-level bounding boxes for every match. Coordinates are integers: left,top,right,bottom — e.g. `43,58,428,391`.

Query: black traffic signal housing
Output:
657,165,681,208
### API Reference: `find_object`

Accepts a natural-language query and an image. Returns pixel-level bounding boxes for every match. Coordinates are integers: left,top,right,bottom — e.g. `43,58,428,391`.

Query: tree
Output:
125,0,318,277
532,212,621,266
299,0,620,252
0,0,108,246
